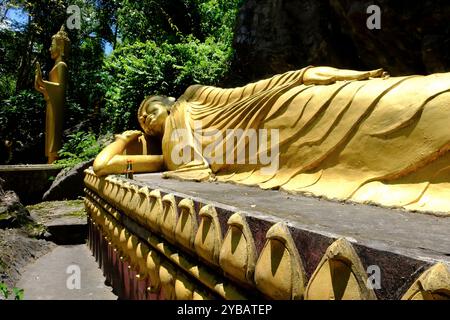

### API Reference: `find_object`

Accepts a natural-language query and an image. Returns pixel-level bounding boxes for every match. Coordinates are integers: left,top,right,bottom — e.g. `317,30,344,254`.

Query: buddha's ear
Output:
164,96,176,107
165,97,176,114
137,98,148,121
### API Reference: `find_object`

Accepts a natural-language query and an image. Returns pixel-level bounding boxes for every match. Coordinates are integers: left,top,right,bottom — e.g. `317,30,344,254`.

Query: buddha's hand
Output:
34,62,49,99
35,63,43,81
303,66,387,85
115,130,143,143
35,63,43,86
35,62,41,75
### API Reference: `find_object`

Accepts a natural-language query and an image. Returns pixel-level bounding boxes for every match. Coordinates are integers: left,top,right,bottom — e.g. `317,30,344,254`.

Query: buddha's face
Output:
49,39,61,60
138,99,169,137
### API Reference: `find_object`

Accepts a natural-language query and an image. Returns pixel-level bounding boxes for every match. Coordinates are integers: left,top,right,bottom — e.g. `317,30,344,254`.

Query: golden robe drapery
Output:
162,68,450,216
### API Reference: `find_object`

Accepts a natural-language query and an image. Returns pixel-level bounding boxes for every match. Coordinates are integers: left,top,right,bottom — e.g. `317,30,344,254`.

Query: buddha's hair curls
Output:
52,25,71,59
137,95,176,119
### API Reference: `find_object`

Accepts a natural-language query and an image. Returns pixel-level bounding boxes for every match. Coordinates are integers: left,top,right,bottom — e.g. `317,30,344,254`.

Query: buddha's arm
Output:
43,63,68,90
35,63,49,99
303,66,385,85
43,80,62,87
93,154,164,177
93,131,164,177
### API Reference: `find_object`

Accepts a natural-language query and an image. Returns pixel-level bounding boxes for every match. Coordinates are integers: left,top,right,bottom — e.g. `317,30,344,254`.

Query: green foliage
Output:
0,74,16,100
100,37,233,133
98,0,243,133
55,131,101,166
0,89,45,153
115,0,243,45
100,41,176,132
0,0,244,163
0,283,24,300
173,36,232,86
0,0,115,163
12,287,24,300
0,283,9,299
116,0,200,44
66,38,105,131
0,29,20,99
195,0,244,43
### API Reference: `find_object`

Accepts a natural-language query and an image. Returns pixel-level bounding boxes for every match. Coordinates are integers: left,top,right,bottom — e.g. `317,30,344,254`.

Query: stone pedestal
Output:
83,170,450,300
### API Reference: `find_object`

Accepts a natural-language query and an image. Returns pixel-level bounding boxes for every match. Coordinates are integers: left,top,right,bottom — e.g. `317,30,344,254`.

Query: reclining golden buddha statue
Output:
93,66,450,216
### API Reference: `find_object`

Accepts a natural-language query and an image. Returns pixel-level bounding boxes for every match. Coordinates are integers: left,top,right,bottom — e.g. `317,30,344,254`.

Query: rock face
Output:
0,182,33,229
0,165,64,205
0,228,55,289
43,159,94,202
232,0,450,82
28,200,87,245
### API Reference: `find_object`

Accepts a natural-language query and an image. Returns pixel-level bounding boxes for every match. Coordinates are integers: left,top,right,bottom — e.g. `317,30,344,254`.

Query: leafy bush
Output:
196,0,244,43
100,41,176,133
115,0,244,45
0,283,24,300
55,131,102,167
0,89,104,164
100,37,233,133
0,90,46,162
98,0,243,134
173,36,232,87
0,75,16,101
0,90,45,142
0,0,244,164
66,36,106,133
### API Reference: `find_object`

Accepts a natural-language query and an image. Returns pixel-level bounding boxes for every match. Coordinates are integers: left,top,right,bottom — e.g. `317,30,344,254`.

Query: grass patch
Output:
69,208,87,219
27,200,86,224
22,222,47,239
65,200,85,207
27,200,84,211
26,203,48,211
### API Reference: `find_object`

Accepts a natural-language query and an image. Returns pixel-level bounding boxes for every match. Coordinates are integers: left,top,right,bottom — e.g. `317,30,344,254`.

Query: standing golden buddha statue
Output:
35,25,70,164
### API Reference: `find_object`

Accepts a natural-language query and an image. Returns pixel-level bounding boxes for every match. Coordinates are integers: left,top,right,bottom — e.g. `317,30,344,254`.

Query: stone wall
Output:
0,165,63,205
231,0,450,83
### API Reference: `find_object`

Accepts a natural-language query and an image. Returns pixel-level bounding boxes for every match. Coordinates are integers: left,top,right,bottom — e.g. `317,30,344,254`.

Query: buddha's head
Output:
50,25,71,61
138,96,176,137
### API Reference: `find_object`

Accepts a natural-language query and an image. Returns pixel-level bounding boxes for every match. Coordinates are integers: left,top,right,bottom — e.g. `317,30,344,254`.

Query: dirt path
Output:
2,200,116,300
0,228,55,290
16,244,116,300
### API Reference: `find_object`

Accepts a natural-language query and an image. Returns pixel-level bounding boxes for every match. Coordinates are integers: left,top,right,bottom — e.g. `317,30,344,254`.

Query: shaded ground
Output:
0,200,88,298
16,245,116,300
0,228,55,290
8,200,116,300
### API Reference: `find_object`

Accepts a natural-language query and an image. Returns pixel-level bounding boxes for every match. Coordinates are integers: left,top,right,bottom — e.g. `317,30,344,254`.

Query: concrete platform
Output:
16,245,117,300
29,201,88,245
85,171,450,300
133,173,450,264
